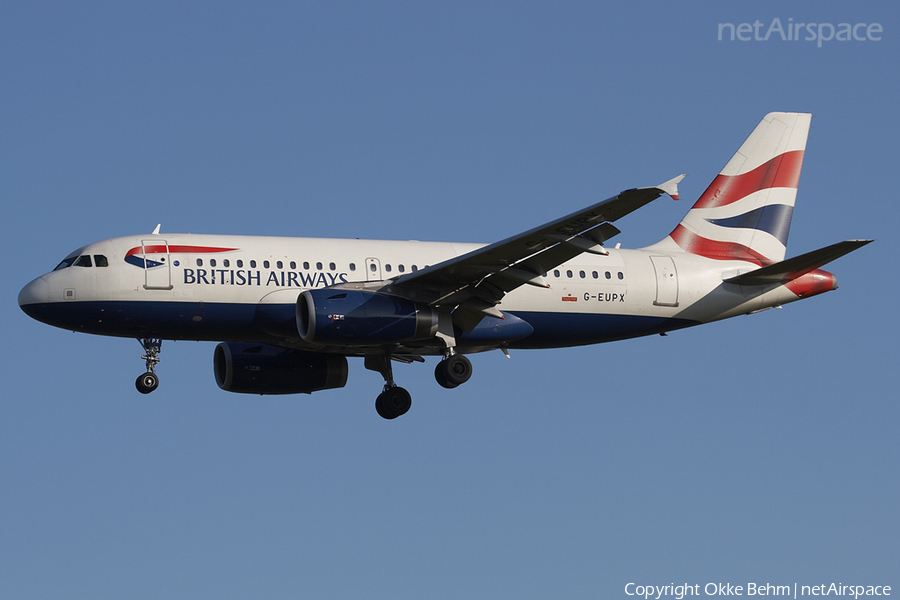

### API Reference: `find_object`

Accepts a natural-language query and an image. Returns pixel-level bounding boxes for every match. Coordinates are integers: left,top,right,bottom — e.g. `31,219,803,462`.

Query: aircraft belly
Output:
22,299,263,342
506,311,700,349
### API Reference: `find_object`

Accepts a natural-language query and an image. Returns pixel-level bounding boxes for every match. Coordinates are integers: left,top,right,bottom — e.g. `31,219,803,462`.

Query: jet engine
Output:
213,342,348,394
296,289,438,345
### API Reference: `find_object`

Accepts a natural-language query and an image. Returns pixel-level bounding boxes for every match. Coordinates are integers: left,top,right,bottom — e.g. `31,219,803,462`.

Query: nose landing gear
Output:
136,338,162,394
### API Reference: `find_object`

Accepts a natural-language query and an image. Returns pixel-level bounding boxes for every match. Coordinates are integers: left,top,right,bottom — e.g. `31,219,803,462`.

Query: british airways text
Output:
183,269,349,287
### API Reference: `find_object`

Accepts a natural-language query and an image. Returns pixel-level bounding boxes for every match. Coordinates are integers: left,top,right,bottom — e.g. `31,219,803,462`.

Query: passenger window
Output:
237,260,243,268
398,265,405,273
223,259,230,268
250,260,257,268
385,264,392,273
94,255,108,267
618,272,624,280
277,261,283,269
566,270,573,278
316,262,322,270
553,269,560,278
350,263,356,271
303,261,310,270
412,265,418,272
197,258,203,267
210,259,217,267
370,263,377,272
592,271,598,279
605,271,611,279
75,255,93,267
329,262,336,271
264,260,270,269
579,270,585,279
290,261,296,270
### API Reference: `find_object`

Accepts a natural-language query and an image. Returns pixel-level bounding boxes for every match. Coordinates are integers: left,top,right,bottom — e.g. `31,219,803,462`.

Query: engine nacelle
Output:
297,289,439,345
213,342,348,394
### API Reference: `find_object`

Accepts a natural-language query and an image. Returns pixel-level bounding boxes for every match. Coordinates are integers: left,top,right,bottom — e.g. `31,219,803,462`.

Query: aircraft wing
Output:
384,175,684,330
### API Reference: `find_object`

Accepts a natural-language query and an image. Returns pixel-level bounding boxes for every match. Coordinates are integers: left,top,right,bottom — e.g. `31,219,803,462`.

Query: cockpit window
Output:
74,255,93,267
94,255,108,267
54,253,80,271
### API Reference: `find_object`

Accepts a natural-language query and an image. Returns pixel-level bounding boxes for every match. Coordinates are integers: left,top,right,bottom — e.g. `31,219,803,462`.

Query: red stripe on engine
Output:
693,150,804,210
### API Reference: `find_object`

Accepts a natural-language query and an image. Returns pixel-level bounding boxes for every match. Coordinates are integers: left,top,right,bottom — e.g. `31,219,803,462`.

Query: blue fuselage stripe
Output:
20,300,700,349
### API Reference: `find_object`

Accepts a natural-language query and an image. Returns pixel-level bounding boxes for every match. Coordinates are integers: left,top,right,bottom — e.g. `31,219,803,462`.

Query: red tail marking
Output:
670,224,771,266
693,150,804,210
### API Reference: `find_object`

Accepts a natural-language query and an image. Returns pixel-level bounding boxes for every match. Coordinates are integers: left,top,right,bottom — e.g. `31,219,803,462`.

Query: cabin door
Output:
142,239,173,290
650,255,678,307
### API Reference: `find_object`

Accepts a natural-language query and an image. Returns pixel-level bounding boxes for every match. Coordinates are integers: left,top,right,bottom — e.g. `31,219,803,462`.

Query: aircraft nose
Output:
18,276,50,316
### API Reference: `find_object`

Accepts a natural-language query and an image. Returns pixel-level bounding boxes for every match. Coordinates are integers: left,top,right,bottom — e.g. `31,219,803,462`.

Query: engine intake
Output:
296,289,438,345
214,342,348,394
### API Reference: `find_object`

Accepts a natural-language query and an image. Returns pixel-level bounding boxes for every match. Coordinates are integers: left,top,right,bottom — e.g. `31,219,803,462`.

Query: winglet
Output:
152,224,161,235
656,174,685,201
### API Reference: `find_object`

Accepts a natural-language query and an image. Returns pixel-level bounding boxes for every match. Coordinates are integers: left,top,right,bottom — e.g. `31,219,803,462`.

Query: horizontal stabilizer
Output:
724,239,873,286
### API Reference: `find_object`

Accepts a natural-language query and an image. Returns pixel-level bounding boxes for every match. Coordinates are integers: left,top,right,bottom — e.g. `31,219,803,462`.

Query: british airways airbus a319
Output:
19,113,870,419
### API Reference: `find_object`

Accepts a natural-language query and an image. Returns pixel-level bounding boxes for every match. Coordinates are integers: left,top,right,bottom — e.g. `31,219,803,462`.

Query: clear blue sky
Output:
2,2,897,598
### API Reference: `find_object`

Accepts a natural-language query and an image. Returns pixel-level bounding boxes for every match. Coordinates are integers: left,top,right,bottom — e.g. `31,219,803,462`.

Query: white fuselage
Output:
19,232,819,355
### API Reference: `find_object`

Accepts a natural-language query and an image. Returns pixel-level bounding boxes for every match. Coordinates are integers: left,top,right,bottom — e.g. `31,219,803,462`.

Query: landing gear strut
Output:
365,354,411,420
363,350,473,419
136,338,161,394
434,353,472,389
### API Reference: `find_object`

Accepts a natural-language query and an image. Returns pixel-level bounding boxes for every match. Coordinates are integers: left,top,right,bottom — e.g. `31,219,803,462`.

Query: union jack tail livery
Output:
654,112,810,266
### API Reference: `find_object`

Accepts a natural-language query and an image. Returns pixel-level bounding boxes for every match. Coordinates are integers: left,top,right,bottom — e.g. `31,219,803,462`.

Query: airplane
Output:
18,112,871,419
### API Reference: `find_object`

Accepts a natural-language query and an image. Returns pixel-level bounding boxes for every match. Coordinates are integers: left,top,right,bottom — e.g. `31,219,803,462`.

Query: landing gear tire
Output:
436,354,472,388
434,361,458,389
136,372,159,394
375,386,412,420
136,338,162,395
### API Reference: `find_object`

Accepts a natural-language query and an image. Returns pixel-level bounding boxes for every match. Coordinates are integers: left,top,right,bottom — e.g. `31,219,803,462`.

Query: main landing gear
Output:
365,352,474,419
434,353,472,389
136,338,162,394
366,355,412,420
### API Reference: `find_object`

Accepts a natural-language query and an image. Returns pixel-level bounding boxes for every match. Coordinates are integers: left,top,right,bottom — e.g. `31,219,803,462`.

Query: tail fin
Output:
652,112,811,266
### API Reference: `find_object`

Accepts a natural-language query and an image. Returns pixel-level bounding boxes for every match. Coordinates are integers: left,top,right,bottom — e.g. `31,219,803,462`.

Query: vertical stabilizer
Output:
650,112,811,266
